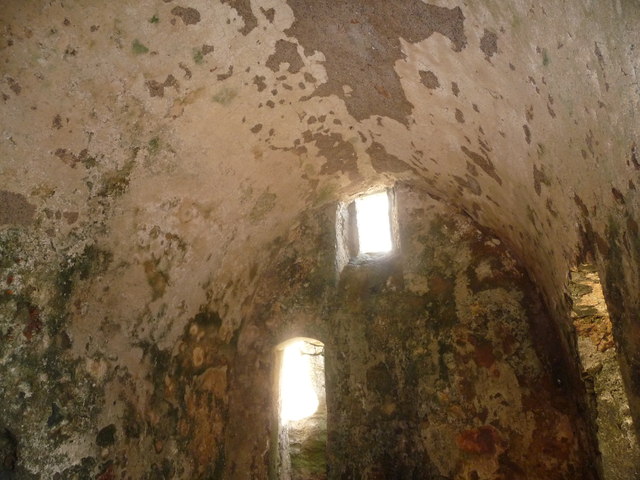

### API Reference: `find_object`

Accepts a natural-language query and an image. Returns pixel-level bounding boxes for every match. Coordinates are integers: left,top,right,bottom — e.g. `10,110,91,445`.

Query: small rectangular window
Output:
354,192,393,254
335,188,398,272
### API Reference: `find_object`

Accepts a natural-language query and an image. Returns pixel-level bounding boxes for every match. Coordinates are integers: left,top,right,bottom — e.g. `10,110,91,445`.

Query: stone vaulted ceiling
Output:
1,0,640,476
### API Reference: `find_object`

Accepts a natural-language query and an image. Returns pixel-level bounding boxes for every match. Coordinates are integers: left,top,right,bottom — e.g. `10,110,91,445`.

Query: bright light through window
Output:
280,341,319,422
355,191,393,254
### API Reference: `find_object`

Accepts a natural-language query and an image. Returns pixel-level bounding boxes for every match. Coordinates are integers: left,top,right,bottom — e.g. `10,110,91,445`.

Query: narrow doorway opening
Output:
274,338,327,480
569,264,640,478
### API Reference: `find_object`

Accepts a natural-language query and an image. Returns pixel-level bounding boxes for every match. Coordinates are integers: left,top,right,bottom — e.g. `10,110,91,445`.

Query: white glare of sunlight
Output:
280,341,319,422
355,192,392,254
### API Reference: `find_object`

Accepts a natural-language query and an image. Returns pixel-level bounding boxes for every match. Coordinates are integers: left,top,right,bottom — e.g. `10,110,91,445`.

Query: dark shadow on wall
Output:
0,428,17,480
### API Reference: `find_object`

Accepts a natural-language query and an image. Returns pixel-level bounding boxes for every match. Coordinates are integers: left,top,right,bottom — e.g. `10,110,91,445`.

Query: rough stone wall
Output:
1,0,639,477
328,187,598,479
569,265,640,480
229,185,600,479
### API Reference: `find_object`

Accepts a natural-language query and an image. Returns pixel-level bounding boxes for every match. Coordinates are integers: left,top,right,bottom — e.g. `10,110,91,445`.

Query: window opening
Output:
354,191,393,254
273,338,327,480
569,264,640,478
335,188,398,273
280,340,321,422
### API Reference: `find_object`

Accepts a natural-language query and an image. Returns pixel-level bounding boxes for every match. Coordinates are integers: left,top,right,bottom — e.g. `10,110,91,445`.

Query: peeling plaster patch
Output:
6,77,21,95
0,191,36,226
217,66,234,81
460,146,501,185
266,40,304,74
99,160,134,197
630,143,640,170
221,0,257,35
170,6,201,25
179,62,192,79
574,195,589,218
253,75,267,92
285,0,466,124
455,108,464,123
419,70,440,89
302,131,359,177
54,148,91,168
611,187,625,205
453,175,481,195
367,141,410,173
523,124,531,144
594,42,605,68
261,7,275,23
533,164,550,195
52,114,62,129
547,95,556,118
145,75,178,98
451,81,460,96
480,29,498,59
525,105,534,122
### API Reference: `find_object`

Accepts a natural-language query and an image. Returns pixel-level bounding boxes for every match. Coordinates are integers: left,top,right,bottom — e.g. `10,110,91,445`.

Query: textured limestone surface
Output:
0,0,639,478
569,265,640,480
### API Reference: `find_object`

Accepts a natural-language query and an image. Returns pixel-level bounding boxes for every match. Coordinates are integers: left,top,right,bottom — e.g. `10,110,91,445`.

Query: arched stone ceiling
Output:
1,0,640,454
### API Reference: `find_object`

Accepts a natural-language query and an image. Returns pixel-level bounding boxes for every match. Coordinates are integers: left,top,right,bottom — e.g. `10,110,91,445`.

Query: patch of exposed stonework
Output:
6,77,21,95
170,6,201,25
366,141,411,173
569,265,640,479
419,70,440,89
266,40,304,74
453,173,481,196
460,146,502,185
285,0,466,124
221,0,257,35
523,124,532,144
302,130,359,178
145,74,178,98
0,191,35,226
261,7,275,23
480,28,498,59
533,164,551,196
253,75,267,92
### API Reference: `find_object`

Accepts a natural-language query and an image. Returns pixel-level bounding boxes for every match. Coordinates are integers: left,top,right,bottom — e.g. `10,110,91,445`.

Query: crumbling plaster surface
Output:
0,0,639,477
229,185,600,479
